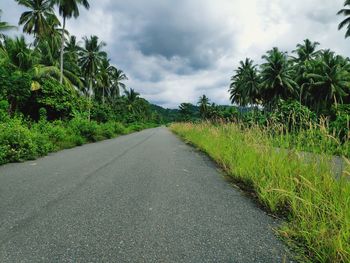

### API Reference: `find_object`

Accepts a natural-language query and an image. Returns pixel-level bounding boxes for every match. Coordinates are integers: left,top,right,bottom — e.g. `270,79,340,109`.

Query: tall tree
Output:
52,0,90,84
260,47,298,108
292,39,320,105
79,35,106,119
2,36,38,71
79,35,106,96
15,0,59,41
96,58,116,104
304,50,350,112
198,94,210,119
110,69,127,100
338,0,350,38
124,88,140,113
293,39,320,63
229,58,261,106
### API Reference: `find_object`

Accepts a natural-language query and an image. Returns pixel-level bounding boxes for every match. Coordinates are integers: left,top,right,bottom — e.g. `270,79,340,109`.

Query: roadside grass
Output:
0,117,158,165
170,122,350,263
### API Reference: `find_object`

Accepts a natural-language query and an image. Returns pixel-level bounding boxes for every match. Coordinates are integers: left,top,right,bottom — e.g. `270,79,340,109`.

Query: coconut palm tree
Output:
64,35,82,87
64,35,81,60
79,35,106,119
229,58,261,106
15,0,59,41
79,35,106,96
198,94,210,119
292,39,320,63
124,88,140,113
338,0,350,38
260,47,298,108
110,69,127,100
96,58,116,104
2,36,38,71
52,0,90,84
292,39,320,105
304,50,350,112
0,10,16,41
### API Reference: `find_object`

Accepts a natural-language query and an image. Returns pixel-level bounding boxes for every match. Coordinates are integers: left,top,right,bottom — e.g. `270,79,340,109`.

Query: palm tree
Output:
65,35,81,60
110,69,127,100
292,39,320,105
198,94,210,119
338,0,350,38
229,58,261,106
15,0,59,41
0,10,16,41
2,36,38,71
260,47,298,109
79,35,106,119
96,58,116,104
124,88,140,113
292,39,320,63
52,0,90,84
79,35,106,96
64,35,82,87
35,15,66,66
304,50,350,112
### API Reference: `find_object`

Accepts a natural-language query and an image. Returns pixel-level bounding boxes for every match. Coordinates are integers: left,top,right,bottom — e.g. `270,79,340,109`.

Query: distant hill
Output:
150,104,182,123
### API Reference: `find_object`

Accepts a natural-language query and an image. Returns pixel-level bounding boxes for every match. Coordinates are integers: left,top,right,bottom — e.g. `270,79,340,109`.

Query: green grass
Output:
171,122,350,262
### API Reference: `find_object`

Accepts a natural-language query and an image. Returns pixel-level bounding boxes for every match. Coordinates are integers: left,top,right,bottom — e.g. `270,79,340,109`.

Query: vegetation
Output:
169,3,350,262
171,122,350,262
0,1,175,165
229,40,350,115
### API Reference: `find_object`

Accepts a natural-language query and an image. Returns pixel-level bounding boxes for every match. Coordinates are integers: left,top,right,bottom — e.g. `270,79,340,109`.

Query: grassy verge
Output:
0,117,158,165
171,122,350,262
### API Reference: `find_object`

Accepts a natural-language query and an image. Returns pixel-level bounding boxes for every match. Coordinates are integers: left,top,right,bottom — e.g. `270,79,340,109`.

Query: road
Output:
0,127,290,262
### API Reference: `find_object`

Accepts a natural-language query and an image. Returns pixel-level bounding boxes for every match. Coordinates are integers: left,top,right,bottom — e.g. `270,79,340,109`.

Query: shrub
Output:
270,100,317,131
0,119,38,163
330,104,350,141
68,117,100,142
112,122,127,135
0,100,10,123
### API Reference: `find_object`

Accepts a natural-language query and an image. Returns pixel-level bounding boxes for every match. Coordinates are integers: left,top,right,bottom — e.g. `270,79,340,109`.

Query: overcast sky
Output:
1,0,349,108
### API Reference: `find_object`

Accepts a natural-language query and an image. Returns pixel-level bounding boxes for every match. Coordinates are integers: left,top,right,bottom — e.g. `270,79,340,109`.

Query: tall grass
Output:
171,122,350,262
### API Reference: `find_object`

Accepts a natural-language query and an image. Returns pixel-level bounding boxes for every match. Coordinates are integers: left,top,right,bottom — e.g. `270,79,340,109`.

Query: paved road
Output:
0,127,290,262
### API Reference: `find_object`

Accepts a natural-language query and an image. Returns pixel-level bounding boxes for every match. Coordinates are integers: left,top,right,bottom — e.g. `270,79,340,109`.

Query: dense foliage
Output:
0,3,177,165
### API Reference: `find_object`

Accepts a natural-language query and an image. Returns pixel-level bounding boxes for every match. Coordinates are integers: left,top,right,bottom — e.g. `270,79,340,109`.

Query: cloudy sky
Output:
2,0,349,108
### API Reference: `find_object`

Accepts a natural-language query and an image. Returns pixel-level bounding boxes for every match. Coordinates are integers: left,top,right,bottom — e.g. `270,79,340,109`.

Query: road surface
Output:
0,127,290,262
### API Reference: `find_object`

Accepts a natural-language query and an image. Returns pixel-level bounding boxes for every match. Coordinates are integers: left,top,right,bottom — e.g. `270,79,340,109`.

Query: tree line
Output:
228,1,350,116
0,0,167,124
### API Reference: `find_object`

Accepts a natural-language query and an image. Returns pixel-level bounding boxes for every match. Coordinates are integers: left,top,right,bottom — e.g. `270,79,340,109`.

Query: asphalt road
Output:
0,127,290,262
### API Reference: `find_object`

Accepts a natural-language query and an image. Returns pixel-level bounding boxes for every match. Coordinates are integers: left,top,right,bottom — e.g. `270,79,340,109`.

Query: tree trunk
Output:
59,17,66,84
88,79,92,121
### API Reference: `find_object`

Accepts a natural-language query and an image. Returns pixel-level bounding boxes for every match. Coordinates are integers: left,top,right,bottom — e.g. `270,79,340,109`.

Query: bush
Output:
0,119,38,163
330,104,350,141
0,115,154,165
68,118,100,142
112,122,127,135
270,100,317,131
0,100,10,123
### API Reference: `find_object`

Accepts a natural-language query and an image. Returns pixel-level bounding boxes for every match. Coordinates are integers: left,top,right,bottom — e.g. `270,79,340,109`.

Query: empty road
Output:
0,127,290,262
